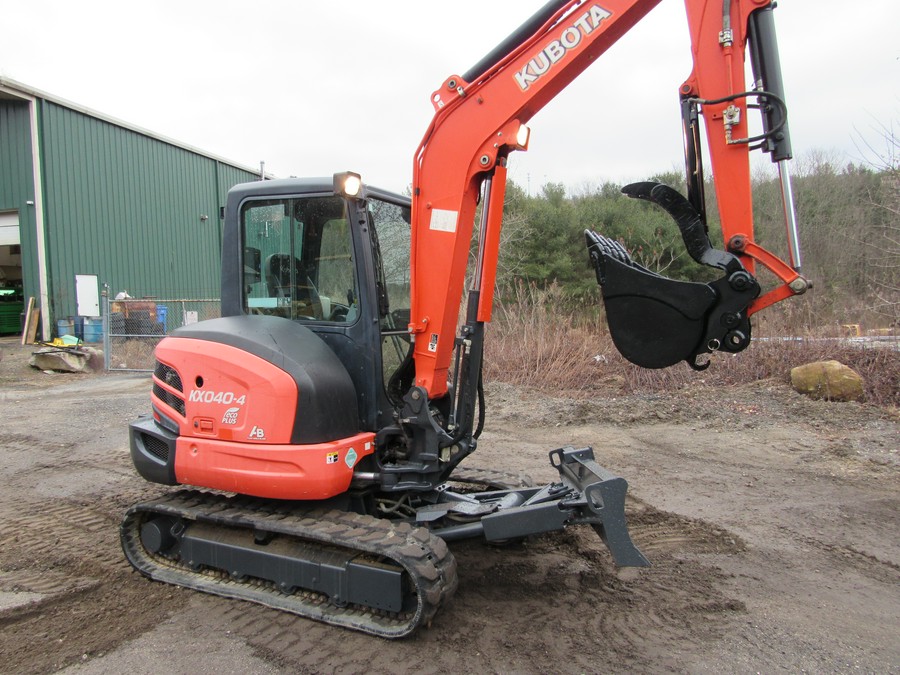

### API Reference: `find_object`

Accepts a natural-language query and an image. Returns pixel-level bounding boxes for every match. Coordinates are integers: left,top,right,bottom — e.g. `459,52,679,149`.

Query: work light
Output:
333,171,363,198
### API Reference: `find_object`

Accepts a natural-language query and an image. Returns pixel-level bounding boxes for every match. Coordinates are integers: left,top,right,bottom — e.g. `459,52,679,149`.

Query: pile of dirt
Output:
485,379,898,467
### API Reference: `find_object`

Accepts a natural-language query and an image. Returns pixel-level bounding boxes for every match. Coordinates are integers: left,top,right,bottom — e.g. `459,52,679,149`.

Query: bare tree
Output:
855,118,899,323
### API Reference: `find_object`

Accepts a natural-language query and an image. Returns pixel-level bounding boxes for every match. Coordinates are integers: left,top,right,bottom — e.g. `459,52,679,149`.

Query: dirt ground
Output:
0,335,897,674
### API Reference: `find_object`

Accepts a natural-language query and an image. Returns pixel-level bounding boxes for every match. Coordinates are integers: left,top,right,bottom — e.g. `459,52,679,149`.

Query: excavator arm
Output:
408,0,806,396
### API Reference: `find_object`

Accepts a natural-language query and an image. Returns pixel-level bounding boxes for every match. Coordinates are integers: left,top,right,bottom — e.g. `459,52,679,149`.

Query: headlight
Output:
515,123,531,150
333,171,363,198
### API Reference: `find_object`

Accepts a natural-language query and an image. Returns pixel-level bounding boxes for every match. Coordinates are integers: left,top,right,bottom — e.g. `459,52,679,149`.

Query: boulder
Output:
29,348,90,373
790,360,864,402
81,346,105,371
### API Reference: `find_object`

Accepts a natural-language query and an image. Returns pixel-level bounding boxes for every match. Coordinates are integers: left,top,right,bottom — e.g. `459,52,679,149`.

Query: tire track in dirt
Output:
0,432,70,454
0,580,184,675
0,480,189,674
0,432,134,494
0,432,73,474
187,500,747,673
442,503,745,673
773,523,900,582
0,568,99,596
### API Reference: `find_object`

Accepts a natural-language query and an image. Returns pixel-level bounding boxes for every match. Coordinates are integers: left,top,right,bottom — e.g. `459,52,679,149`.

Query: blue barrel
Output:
156,305,168,333
83,317,103,343
57,319,75,336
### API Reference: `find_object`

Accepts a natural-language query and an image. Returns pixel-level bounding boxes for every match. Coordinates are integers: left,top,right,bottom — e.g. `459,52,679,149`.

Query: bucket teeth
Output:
587,231,632,268
604,238,632,267
585,230,641,286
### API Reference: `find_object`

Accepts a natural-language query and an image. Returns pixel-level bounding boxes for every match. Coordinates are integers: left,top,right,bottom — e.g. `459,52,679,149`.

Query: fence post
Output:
103,287,110,371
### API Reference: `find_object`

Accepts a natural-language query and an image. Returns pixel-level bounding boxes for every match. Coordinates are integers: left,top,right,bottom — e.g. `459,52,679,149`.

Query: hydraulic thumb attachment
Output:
586,182,760,370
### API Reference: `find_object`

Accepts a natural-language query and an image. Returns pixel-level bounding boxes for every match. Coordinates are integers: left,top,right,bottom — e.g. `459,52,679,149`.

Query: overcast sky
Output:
1,1,897,193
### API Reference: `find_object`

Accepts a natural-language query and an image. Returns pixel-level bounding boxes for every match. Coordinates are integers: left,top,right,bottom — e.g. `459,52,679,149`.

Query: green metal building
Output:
0,77,263,339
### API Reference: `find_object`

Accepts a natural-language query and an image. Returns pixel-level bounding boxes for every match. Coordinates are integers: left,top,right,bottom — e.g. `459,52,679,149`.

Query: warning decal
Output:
429,209,458,233
345,447,358,468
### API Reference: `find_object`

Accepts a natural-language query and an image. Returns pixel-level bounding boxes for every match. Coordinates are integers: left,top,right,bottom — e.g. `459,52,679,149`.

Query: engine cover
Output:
133,315,371,499
158,314,360,445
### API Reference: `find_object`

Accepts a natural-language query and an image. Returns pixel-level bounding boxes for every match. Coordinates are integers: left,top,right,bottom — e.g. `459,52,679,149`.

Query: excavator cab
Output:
219,177,416,435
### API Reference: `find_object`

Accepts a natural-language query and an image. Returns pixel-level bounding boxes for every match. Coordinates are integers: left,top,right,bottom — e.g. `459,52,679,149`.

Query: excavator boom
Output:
408,0,806,395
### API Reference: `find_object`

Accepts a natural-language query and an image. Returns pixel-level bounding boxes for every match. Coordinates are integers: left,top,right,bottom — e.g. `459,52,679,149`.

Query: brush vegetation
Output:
480,148,899,407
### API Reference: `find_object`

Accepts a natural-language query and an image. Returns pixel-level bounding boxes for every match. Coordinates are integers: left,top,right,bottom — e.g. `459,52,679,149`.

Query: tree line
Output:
493,151,899,330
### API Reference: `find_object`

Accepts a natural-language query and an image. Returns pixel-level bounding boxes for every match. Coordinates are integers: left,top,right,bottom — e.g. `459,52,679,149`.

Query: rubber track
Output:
120,490,458,638
450,465,534,490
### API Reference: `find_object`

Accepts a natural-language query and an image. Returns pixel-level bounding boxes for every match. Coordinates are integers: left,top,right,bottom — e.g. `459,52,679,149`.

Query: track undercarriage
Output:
121,446,646,638
122,491,456,638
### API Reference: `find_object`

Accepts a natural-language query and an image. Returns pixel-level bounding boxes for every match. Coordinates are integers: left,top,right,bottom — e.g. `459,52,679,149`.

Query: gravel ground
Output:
0,336,897,673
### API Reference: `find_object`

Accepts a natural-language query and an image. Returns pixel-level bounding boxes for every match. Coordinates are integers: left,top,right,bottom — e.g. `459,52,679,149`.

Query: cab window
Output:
242,196,359,323
368,197,412,381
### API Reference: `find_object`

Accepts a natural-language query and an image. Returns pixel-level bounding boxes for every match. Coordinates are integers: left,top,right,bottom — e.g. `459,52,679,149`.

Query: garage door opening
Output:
0,210,24,335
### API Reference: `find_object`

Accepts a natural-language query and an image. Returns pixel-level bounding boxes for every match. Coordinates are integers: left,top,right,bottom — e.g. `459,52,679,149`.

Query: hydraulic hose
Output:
689,90,788,147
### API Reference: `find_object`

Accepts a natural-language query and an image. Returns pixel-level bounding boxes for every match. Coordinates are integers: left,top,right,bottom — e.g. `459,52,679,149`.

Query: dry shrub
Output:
109,338,159,371
623,338,899,407
725,339,899,406
484,286,900,407
484,282,612,394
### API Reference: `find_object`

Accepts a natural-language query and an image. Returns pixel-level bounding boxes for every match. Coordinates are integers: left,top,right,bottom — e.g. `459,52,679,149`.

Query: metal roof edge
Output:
0,76,275,179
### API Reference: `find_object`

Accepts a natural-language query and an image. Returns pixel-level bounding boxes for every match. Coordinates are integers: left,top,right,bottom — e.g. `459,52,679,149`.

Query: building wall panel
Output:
38,102,258,319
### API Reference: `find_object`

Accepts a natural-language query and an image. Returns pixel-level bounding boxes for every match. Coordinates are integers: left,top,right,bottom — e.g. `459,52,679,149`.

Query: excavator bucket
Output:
586,182,760,370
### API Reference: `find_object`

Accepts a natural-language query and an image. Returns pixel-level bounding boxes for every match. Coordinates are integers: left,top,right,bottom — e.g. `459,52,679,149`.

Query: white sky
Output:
1,1,897,193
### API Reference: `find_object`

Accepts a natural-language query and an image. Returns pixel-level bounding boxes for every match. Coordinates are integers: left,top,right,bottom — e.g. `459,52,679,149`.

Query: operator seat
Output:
265,254,300,298
264,254,323,319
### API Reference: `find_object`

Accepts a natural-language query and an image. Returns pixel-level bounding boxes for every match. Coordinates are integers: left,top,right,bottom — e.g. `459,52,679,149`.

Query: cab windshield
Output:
241,196,358,323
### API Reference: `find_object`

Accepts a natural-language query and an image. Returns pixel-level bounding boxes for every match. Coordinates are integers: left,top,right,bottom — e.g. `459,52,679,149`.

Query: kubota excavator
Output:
122,0,809,637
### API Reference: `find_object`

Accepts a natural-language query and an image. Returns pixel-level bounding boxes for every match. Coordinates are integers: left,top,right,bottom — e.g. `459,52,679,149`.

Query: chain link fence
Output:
104,296,220,371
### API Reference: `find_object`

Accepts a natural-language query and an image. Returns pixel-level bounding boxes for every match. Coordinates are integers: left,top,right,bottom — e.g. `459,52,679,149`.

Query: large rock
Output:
29,348,90,373
790,360,864,402
81,346,105,371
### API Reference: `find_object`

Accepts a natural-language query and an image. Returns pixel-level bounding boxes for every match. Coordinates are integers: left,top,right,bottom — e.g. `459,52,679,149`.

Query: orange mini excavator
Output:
122,0,808,637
